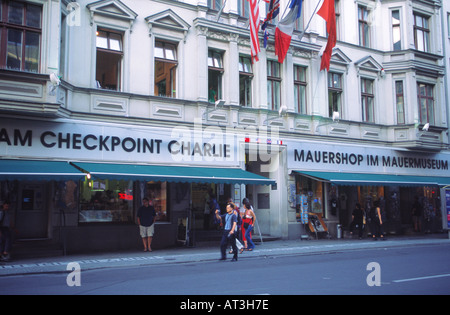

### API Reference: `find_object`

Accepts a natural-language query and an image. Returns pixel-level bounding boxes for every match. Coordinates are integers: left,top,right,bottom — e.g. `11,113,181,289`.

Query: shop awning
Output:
71,162,276,185
294,171,450,187
0,159,86,181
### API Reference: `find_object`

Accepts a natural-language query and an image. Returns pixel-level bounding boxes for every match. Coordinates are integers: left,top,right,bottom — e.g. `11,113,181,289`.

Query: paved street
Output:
0,239,449,296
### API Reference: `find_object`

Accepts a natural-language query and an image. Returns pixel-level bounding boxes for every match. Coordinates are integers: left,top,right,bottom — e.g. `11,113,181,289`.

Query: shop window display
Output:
79,180,133,223
144,182,167,221
295,175,324,222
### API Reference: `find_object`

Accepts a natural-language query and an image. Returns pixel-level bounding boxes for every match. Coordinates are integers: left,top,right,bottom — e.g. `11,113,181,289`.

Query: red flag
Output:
317,0,336,71
248,0,261,63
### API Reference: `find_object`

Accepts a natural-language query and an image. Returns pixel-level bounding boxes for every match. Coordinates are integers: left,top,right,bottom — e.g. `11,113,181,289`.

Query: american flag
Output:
248,0,261,63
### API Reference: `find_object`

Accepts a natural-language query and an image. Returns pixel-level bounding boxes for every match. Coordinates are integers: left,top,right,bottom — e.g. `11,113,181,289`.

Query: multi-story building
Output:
0,0,448,253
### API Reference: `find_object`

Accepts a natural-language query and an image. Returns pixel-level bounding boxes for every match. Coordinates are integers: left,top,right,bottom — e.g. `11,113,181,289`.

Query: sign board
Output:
0,118,239,167
288,140,450,177
446,190,450,229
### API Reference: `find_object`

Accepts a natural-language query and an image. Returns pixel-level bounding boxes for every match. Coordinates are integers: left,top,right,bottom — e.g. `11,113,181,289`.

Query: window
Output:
358,6,370,48
392,10,401,51
144,182,168,222
395,81,405,124
448,13,450,38
79,180,168,223
335,0,341,40
294,66,307,114
328,72,342,118
417,83,434,125
96,29,123,91
79,180,134,223
207,0,222,10
208,50,223,103
361,78,375,123
414,13,430,52
0,1,42,72
239,56,253,107
155,41,177,98
295,175,325,220
267,60,281,111
238,0,250,19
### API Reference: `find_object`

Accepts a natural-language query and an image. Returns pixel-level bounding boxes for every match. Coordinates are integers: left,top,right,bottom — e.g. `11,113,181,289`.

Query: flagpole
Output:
216,0,228,21
298,0,323,41
278,0,293,22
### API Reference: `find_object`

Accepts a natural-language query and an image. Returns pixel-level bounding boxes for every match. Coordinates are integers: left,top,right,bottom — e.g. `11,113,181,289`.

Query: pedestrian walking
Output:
349,203,365,239
137,197,156,252
215,203,238,262
0,201,12,261
241,199,256,251
226,199,243,255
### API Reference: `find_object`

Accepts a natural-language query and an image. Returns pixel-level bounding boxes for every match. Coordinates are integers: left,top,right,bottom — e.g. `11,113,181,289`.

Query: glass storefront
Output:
142,182,168,222
79,180,169,223
79,179,134,223
334,184,442,235
295,175,325,222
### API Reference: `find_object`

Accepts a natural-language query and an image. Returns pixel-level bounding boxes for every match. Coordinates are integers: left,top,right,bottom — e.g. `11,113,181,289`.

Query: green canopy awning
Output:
0,159,86,181
294,171,450,187
72,162,275,185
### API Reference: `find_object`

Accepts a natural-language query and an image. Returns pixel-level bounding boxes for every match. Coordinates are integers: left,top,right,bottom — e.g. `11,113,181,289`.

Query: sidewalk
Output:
0,234,449,277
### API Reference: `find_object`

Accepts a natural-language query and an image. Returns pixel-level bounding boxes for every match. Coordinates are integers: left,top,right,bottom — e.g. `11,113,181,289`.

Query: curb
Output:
1,237,449,277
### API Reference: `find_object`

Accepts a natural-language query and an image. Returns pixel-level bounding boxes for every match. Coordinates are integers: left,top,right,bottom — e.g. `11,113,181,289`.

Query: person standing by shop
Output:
215,203,238,262
370,200,385,241
0,201,11,261
412,196,423,233
137,197,156,252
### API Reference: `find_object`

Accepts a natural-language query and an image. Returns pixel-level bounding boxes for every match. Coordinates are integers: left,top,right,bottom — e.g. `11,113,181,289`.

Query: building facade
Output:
0,0,449,253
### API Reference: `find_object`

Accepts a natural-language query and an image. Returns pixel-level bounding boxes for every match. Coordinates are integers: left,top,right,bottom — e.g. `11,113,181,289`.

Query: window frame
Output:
0,0,42,73
267,60,281,111
334,0,341,40
154,40,178,98
294,65,307,114
208,50,224,103
417,82,435,125
207,0,222,11
239,56,253,107
95,28,124,91
395,80,405,125
358,5,370,48
391,9,401,51
238,0,250,19
414,13,430,52
361,78,375,123
328,72,343,119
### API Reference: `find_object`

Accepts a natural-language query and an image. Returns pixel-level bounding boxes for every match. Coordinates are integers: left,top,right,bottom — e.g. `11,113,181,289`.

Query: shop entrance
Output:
16,183,48,239
191,183,232,231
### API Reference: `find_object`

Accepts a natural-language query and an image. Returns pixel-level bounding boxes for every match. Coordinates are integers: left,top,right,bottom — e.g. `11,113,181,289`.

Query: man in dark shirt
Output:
137,197,156,252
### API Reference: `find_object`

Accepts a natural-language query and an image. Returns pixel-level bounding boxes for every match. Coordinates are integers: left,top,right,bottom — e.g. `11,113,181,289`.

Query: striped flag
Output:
248,0,261,63
275,0,303,63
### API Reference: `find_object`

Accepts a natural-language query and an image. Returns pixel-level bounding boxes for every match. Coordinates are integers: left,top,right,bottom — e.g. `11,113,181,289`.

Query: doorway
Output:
16,183,48,239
